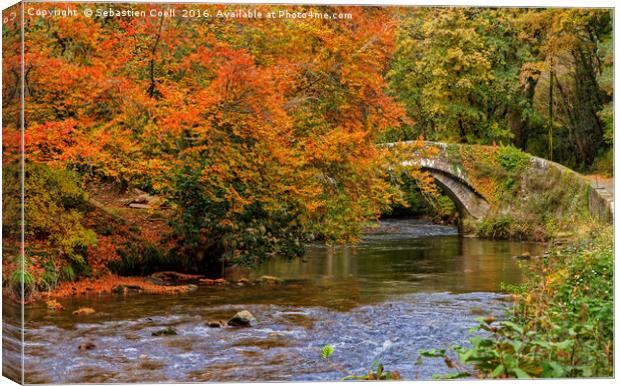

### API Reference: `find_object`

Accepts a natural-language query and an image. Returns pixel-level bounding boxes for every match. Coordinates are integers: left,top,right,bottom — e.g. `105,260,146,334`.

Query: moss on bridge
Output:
441,144,595,241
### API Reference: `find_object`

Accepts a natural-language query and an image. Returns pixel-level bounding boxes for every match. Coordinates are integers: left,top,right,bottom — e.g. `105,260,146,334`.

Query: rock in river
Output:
73,307,95,316
112,284,143,294
515,252,531,260
152,327,177,336
78,342,96,351
260,275,283,284
207,320,225,328
227,310,257,327
46,299,64,311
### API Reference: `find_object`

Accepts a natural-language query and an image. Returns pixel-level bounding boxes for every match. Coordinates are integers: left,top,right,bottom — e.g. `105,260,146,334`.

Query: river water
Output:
5,219,544,383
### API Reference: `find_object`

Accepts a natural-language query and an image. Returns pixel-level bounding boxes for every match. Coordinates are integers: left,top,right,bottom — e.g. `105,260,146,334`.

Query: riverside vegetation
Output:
1,4,614,379
418,226,613,379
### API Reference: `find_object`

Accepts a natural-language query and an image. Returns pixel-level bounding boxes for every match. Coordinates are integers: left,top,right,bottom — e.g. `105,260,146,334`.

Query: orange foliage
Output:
4,3,439,285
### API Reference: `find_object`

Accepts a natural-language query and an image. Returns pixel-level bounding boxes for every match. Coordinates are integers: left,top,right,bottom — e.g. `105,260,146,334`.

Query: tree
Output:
388,8,535,144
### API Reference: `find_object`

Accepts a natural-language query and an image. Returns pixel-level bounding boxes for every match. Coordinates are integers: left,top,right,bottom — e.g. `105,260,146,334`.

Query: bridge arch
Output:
420,166,490,220
395,143,491,222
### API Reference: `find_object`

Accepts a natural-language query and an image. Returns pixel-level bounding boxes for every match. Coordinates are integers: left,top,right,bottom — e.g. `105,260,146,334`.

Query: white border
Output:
0,1,617,386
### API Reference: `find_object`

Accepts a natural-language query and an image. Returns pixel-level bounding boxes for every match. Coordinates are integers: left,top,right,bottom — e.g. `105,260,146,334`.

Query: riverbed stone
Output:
144,276,165,286
73,307,96,316
46,299,64,311
236,278,251,285
112,284,143,294
112,284,125,294
515,252,531,260
151,271,203,284
207,320,225,328
152,327,177,336
78,342,96,351
227,310,257,327
260,275,283,284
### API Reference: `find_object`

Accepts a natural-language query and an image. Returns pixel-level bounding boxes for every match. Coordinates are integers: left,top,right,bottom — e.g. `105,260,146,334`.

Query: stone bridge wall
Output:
384,141,613,225
528,156,613,223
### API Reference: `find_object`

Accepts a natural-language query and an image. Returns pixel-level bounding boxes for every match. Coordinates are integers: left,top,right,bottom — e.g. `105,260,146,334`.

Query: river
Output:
4,219,544,383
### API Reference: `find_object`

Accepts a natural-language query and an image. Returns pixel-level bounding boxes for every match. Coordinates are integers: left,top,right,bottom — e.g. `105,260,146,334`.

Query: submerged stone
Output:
46,299,64,311
73,307,95,316
112,284,143,294
78,342,96,351
260,275,283,284
152,327,177,336
207,320,225,328
515,252,531,260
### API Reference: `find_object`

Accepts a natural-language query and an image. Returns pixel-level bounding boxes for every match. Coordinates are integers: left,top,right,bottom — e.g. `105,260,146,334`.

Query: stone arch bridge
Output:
383,141,613,227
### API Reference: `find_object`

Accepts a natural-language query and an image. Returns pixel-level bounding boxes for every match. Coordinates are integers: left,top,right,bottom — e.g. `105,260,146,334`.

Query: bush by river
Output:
429,225,613,378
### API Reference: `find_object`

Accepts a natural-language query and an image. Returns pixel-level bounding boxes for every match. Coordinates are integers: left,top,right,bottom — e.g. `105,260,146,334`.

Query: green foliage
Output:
167,160,308,270
592,149,613,177
524,9,612,170
427,228,613,378
497,146,530,174
321,344,334,360
499,282,527,296
387,8,532,144
24,164,96,265
383,176,430,218
320,345,401,381
384,173,457,223
447,144,593,241
3,163,96,279
108,240,179,276
435,196,457,219
2,165,21,236
61,265,76,282
476,214,534,240
387,8,613,172
9,269,35,297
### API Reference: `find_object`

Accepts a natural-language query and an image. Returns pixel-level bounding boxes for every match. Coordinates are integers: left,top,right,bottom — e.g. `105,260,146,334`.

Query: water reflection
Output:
258,219,542,305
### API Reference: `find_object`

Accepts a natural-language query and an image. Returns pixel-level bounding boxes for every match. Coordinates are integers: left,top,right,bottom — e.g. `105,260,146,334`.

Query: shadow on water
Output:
15,219,545,383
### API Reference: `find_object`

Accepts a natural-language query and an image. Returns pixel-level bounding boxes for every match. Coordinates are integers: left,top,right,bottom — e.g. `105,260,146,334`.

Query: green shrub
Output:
426,228,613,378
3,163,97,286
108,240,181,276
497,146,530,174
435,195,457,219
2,165,21,236
10,269,35,298
23,163,97,268
166,161,307,270
476,214,534,240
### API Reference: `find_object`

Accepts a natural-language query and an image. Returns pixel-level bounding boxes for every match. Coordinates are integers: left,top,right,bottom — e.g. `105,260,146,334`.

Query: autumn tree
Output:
520,9,613,169
388,8,536,144
388,7,613,172
13,4,431,274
